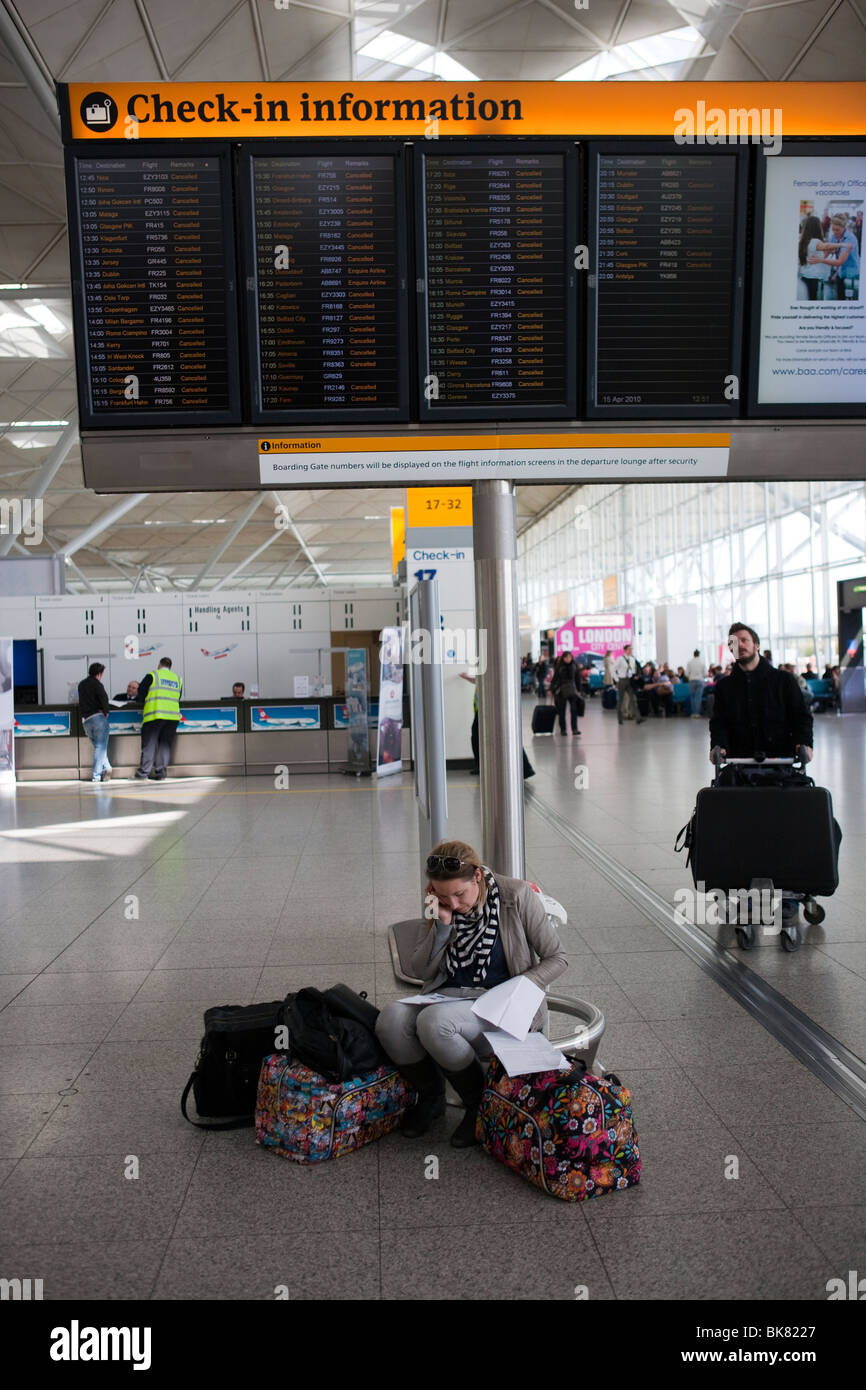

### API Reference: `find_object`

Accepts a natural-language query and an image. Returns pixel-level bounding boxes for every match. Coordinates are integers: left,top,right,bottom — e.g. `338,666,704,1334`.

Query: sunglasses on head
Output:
426,855,470,875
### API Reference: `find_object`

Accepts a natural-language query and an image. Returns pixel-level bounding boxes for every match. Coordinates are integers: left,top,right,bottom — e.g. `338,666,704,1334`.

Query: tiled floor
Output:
0,704,864,1300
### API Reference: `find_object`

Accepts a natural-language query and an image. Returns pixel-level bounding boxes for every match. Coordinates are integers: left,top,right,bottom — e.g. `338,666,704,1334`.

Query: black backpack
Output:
279,987,385,1082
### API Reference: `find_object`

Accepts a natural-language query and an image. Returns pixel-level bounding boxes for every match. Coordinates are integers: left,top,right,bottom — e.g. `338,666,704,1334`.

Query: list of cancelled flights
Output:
71,154,239,425
593,153,740,413
420,151,573,417
250,154,405,419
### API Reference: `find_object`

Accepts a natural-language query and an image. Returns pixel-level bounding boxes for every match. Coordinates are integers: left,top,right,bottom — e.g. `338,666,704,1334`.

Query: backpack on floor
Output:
279,986,386,1083
477,1057,641,1202
181,1000,284,1129
256,1055,412,1163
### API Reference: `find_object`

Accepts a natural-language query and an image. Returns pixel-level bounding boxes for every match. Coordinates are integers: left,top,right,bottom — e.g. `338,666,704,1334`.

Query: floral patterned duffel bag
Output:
256,1054,413,1163
477,1056,641,1202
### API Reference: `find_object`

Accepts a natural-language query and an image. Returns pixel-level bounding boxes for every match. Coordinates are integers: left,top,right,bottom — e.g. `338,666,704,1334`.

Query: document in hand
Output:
470,976,544,1041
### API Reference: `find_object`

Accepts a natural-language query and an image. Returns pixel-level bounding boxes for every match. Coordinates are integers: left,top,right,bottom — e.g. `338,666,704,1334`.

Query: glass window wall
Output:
518,480,866,670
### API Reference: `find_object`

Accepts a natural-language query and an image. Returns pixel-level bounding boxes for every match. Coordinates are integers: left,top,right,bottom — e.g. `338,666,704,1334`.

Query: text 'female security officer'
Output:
135,657,183,781
376,841,567,1147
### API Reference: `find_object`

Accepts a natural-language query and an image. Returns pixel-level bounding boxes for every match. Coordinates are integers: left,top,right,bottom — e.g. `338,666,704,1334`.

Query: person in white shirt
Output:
612,645,643,725
685,650,706,718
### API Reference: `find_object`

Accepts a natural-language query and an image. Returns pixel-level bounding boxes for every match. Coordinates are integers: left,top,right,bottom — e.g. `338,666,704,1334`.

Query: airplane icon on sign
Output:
254,708,318,729
200,645,237,659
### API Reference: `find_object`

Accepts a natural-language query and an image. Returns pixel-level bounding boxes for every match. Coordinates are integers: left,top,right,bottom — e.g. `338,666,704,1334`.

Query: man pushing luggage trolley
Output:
676,623,841,953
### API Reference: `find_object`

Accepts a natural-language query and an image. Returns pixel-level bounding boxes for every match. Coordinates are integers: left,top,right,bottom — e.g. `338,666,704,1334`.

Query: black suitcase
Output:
531,703,557,734
685,782,841,896
602,687,617,710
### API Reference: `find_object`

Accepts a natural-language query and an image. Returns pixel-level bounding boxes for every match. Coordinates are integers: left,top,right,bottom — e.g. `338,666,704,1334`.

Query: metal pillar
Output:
414,579,448,893
473,480,525,879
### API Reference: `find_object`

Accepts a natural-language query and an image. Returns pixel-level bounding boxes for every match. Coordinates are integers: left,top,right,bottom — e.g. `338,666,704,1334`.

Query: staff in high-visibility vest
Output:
135,658,183,781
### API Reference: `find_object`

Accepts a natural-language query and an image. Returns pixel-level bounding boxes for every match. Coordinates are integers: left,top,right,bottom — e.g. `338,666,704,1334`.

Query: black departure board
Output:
67,149,241,426
246,151,408,421
588,149,744,417
418,146,576,419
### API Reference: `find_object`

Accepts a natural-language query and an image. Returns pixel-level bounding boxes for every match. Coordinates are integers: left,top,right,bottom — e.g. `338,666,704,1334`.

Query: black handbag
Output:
181,1001,284,1129
279,987,385,1083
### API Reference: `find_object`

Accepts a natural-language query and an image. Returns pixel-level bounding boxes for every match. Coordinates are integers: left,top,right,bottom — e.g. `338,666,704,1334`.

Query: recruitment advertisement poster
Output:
376,627,404,777
0,640,13,785
756,153,866,409
345,647,371,774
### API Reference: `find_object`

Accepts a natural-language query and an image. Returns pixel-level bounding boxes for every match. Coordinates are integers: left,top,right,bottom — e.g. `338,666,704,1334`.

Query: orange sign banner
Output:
63,82,866,141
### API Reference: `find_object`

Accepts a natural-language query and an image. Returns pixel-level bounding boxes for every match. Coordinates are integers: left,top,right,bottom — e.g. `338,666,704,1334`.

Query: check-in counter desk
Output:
13,698,411,779
96,703,246,779
244,700,330,775
249,697,411,774
12,708,80,780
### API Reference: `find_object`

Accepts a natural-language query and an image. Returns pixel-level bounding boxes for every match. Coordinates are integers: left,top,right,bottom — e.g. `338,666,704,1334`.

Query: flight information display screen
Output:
588,149,744,417
67,150,241,426
246,151,408,421
417,147,576,419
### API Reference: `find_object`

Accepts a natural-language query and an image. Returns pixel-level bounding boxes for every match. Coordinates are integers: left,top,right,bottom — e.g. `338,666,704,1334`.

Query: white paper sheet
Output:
470,976,544,1041
483,1028,571,1078
397,992,463,1006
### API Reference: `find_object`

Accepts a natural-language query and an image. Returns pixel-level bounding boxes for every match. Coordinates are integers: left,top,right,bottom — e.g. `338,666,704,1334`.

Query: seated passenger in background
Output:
376,841,566,1148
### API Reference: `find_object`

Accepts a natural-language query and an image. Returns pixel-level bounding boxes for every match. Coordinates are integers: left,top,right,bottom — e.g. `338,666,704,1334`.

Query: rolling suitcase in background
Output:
531,703,557,734
602,686,617,711
675,750,842,953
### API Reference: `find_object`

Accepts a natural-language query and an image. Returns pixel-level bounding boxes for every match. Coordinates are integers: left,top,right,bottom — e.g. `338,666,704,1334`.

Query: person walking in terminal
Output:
78,662,112,783
613,644,643,724
135,657,183,782
550,649,581,735
709,623,813,927
459,672,534,778
686,649,707,718
376,842,567,1147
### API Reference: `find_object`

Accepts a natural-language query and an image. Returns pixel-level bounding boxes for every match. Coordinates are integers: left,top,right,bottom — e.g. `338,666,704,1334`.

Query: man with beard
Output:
710,623,813,929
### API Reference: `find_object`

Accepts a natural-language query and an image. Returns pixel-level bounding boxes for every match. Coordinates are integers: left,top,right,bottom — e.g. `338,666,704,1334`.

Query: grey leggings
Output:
376,996,494,1071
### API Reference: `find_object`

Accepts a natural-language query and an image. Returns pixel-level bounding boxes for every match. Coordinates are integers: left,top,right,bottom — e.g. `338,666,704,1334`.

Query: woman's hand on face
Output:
425,884,453,926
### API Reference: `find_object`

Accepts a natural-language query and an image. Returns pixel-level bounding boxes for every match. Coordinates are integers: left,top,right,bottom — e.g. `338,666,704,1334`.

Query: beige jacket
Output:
405,873,568,1030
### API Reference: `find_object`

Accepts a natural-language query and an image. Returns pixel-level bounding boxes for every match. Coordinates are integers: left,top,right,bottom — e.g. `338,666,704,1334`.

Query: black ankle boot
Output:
441,1059,485,1148
395,1057,446,1138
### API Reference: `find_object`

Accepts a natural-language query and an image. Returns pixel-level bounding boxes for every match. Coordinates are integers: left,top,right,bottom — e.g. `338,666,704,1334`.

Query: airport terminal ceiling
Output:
1,0,865,591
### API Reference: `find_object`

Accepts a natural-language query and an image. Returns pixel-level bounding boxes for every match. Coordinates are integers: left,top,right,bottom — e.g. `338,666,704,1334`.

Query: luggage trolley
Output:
676,747,841,954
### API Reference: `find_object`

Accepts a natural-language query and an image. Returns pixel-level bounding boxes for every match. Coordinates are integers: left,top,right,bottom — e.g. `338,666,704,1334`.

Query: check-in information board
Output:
67,151,240,425
58,82,866,484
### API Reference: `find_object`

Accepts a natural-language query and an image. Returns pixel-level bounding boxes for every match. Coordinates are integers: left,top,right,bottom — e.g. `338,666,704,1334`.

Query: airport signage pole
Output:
473,480,525,879
414,579,448,896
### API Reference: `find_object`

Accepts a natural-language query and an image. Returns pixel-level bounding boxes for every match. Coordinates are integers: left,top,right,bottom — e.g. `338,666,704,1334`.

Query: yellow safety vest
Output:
142,668,183,724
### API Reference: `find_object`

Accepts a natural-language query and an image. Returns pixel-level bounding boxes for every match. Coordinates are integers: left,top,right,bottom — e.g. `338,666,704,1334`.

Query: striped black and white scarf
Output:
443,867,500,986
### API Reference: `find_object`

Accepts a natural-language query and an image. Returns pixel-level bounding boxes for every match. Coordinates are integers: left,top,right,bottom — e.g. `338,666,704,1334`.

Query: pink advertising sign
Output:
555,613,634,659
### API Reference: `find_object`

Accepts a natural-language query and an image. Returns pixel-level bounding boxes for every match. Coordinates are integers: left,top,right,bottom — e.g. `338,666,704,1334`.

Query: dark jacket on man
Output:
77,676,109,720
709,657,813,757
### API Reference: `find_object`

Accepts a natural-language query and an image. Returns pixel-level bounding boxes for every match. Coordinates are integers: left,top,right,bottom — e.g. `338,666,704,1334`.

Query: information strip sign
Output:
259,433,729,485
